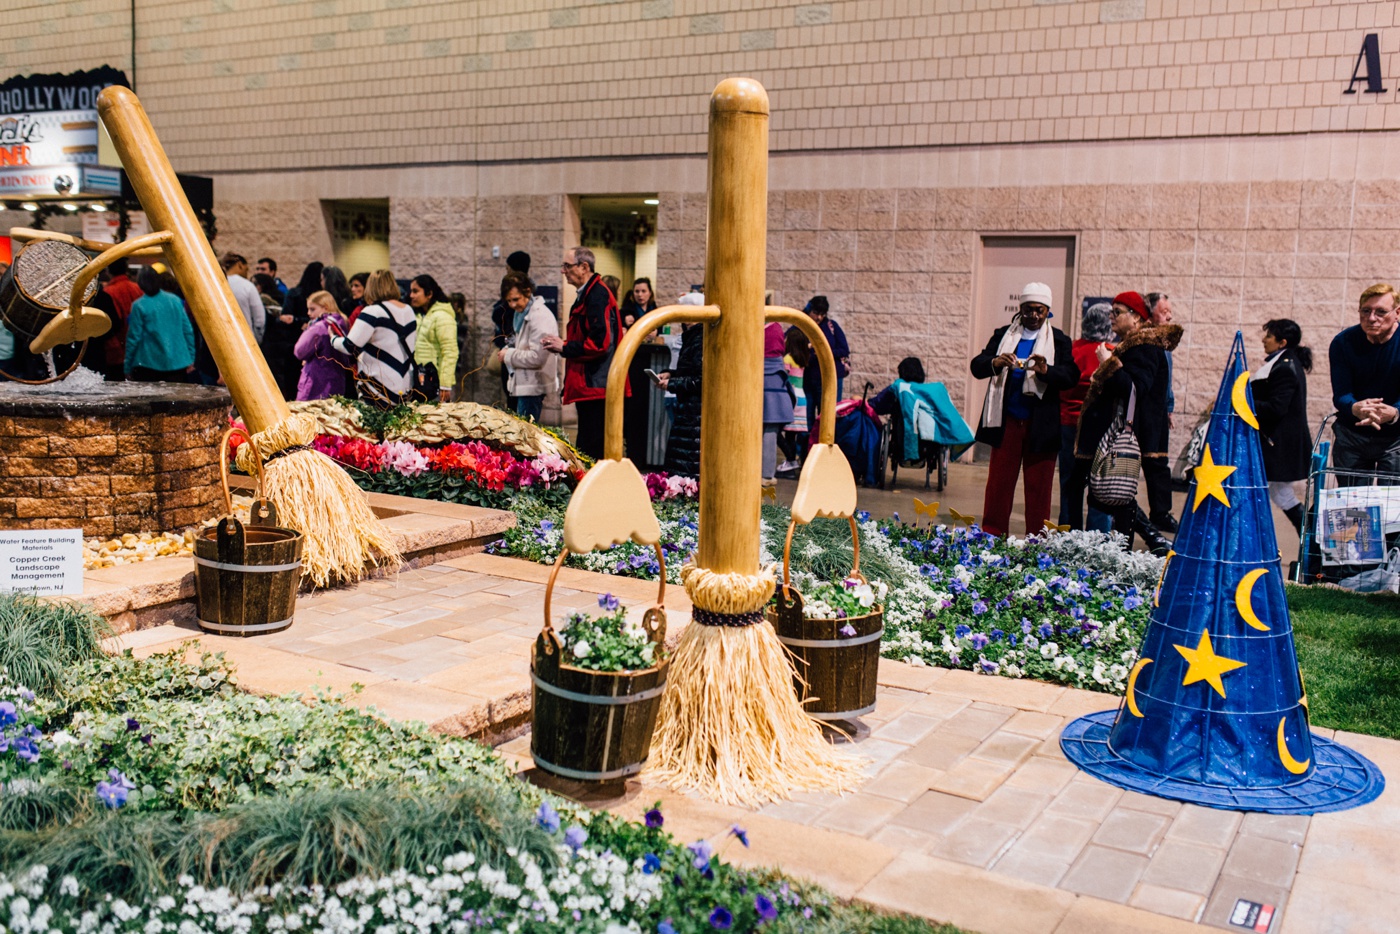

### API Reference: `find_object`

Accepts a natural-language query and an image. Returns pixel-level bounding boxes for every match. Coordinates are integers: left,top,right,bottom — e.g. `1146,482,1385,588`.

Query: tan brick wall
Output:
6,0,1400,171
0,410,225,537
659,177,1370,459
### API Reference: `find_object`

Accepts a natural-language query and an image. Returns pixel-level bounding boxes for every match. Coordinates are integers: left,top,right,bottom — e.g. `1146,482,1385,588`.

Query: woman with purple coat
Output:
294,290,352,400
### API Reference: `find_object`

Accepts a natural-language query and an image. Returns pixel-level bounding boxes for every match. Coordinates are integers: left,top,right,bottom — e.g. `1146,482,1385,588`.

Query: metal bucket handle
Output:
539,544,667,656
781,515,863,600
217,425,276,525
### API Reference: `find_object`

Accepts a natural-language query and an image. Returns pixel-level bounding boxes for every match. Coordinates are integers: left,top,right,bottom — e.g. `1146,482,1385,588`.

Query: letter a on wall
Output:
1345,33,1387,94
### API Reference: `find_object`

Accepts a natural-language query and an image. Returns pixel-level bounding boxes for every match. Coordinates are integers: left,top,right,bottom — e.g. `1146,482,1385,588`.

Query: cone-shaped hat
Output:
1061,333,1384,813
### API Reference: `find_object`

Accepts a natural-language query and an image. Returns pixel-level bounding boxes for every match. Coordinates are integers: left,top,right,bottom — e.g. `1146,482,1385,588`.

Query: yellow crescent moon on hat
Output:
1125,657,1152,718
1235,568,1271,631
1277,716,1311,775
1231,372,1259,430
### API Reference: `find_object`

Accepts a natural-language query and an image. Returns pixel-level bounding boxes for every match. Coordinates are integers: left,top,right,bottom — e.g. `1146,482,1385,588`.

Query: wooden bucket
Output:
530,545,669,782
0,239,96,342
194,427,303,636
769,517,884,720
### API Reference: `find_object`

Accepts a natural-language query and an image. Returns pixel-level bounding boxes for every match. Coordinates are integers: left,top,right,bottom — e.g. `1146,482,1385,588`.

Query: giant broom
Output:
95,87,399,585
561,78,863,805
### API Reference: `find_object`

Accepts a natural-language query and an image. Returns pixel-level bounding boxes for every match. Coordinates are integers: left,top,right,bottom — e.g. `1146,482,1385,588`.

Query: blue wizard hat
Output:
1061,333,1384,813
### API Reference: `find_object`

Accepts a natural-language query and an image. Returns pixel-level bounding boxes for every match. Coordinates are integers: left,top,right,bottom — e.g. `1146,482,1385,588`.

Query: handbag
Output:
1089,385,1141,506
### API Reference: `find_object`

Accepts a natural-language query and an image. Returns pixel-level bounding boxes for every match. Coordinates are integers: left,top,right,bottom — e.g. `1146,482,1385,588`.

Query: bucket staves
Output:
530,546,669,782
769,516,884,721
194,427,303,636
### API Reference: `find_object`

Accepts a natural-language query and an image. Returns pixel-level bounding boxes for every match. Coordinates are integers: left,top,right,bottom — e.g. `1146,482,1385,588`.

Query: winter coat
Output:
294,311,352,400
1252,347,1310,482
663,324,704,478
1076,324,1184,459
500,295,558,398
970,325,1078,455
561,274,627,404
124,290,195,374
414,301,459,390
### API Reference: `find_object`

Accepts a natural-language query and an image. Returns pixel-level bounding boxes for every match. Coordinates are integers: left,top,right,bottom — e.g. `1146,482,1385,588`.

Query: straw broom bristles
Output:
648,563,866,807
235,413,401,587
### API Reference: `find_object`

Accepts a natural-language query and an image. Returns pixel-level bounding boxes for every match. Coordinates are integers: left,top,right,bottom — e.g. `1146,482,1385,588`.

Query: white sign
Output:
0,530,84,595
82,210,149,244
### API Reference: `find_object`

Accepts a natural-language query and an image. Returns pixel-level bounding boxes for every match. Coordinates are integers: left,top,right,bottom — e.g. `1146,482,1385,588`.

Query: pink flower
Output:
381,440,429,477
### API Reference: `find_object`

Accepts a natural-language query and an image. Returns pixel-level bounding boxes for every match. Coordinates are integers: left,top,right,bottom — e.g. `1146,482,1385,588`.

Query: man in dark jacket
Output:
787,296,850,442
1329,283,1400,483
658,315,703,478
970,282,1079,536
542,247,626,460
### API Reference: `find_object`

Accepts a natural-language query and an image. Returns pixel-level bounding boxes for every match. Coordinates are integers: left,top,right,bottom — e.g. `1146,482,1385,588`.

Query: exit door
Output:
966,235,1077,459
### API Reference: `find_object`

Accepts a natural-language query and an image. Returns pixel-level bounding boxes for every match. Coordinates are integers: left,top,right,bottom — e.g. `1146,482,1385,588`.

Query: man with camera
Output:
970,282,1080,536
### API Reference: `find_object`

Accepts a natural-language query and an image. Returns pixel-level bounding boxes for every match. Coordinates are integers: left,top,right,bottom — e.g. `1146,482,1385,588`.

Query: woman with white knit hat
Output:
969,282,1080,536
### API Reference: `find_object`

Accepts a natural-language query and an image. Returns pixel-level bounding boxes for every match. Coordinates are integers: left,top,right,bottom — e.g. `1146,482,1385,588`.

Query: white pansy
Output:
572,640,591,659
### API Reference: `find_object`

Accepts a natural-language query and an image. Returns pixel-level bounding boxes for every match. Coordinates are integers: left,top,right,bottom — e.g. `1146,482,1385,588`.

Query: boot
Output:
1134,507,1171,557
1284,504,1303,534
1151,511,1180,535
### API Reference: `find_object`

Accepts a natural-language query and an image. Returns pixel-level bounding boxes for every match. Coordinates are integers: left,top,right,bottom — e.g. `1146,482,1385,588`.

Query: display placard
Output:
0,530,84,595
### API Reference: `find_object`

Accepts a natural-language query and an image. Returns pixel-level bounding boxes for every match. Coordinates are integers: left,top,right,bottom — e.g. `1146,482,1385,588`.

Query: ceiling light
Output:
62,202,79,211
20,202,39,211
643,198,659,205
89,202,107,212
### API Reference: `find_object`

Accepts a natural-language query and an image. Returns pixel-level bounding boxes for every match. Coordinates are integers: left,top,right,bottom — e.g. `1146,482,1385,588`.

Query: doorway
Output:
323,198,390,275
967,234,1077,459
576,194,658,296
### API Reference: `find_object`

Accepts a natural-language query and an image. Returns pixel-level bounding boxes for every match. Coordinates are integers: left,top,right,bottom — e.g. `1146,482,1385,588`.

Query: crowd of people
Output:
2,244,1396,554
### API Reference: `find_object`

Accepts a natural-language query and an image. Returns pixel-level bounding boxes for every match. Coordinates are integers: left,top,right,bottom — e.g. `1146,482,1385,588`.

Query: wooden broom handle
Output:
781,515,862,598
542,543,666,637
97,86,291,436
764,306,838,445
217,426,266,517
602,303,720,461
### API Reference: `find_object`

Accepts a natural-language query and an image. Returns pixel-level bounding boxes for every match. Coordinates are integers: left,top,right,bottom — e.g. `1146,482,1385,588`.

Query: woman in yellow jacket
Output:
408,274,459,402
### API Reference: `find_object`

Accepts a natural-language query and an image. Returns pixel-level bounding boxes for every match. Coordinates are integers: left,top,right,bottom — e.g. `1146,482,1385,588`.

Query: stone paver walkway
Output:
115,557,1396,934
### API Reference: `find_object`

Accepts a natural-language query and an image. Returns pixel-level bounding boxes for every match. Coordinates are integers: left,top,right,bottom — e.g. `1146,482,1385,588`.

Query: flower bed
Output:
0,595,960,934
492,499,1163,696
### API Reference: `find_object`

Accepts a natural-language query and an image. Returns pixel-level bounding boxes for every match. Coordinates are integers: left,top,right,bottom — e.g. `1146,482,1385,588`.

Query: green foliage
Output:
556,596,663,672
334,396,425,438
1289,584,1400,739
3,783,554,903
22,648,517,812
0,592,111,694
356,465,572,511
0,783,93,833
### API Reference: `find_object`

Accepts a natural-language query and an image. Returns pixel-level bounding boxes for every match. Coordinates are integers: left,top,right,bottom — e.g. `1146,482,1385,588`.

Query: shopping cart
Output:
1292,413,1400,586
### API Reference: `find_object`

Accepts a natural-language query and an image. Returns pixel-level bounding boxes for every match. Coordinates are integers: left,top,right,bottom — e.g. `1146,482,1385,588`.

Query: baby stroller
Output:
834,386,888,488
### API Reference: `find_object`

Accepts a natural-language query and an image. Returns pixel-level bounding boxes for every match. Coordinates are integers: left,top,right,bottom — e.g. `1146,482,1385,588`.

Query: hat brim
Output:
1061,709,1385,815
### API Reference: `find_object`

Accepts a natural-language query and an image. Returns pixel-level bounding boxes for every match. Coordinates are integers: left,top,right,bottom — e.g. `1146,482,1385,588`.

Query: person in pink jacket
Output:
294,290,352,400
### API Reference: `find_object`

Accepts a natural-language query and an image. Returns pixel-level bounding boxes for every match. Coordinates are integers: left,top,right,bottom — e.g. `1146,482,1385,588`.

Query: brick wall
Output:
6,0,1400,171
0,410,226,537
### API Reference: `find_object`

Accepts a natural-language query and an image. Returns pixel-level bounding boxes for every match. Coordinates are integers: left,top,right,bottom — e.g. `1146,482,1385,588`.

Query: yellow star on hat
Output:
1174,629,1247,698
1192,444,1235,511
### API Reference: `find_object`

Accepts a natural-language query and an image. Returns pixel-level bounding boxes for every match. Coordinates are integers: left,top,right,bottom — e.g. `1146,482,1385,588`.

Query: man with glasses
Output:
1329,283,1400,482
1143,291,1179,534
541,247,625,459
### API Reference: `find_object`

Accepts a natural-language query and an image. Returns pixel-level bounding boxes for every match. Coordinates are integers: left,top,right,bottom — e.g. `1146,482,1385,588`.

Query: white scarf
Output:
981,324,1055,429
1250,349,1282,382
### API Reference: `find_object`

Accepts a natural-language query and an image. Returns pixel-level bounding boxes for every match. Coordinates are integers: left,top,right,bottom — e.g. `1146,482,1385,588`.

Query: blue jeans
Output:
516,395,543,421
836,377,844,402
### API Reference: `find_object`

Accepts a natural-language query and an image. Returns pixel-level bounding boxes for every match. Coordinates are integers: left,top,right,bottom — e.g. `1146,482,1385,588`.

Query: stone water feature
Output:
0,369,231,537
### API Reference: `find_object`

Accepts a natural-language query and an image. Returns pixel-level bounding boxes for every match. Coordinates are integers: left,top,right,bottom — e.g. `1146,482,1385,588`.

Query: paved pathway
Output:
116,557,1395,934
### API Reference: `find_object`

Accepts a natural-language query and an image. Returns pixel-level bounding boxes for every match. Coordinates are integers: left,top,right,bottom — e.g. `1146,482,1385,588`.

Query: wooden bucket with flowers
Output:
193,427,304,637
530,545,669,782
768,517,885,720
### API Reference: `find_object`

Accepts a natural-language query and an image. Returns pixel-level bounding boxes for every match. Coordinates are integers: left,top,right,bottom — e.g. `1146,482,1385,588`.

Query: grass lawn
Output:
1288,584,1400,740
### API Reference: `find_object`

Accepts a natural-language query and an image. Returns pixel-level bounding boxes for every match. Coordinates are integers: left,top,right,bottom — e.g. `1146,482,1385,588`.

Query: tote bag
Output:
1089,385,1141,507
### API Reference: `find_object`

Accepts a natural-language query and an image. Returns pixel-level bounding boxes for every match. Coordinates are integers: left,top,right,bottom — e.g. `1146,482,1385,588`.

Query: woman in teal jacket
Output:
125,266,195,382
408,274,458,402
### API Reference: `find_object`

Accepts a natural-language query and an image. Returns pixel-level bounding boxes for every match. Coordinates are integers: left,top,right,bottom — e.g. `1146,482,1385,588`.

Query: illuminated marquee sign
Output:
0,67,127,168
